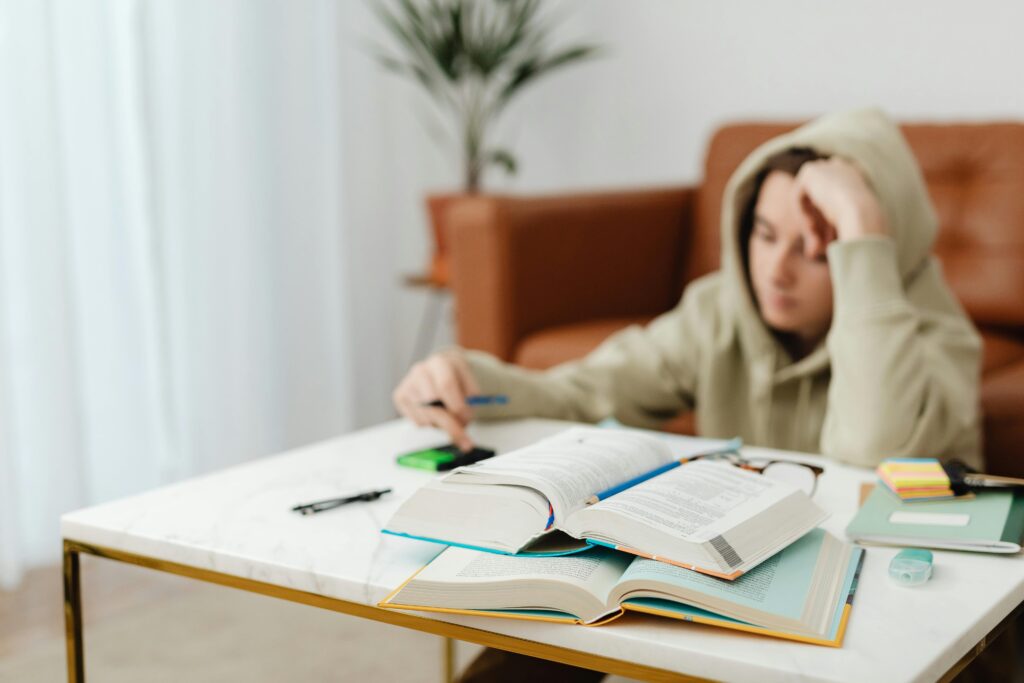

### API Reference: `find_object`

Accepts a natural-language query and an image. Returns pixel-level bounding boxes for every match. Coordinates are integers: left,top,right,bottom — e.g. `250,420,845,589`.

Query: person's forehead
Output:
758,170,800,202
755,172,810,231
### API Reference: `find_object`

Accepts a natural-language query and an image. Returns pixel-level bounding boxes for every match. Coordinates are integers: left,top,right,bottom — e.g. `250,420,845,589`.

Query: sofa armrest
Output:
447,186,696,360
981,358,1024,477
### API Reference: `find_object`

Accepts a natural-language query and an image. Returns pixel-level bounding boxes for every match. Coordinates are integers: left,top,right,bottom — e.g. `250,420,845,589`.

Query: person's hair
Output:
739,146,830,277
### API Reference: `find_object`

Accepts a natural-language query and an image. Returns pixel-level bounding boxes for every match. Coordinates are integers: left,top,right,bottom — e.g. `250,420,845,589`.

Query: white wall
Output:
338,0,1024,427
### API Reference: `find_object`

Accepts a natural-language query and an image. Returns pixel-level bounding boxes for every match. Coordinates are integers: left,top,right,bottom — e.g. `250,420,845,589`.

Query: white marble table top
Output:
62,418,1024,683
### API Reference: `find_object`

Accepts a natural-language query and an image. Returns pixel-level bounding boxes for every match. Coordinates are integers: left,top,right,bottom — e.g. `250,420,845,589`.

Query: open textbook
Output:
380,528,864,647
384,426,829,579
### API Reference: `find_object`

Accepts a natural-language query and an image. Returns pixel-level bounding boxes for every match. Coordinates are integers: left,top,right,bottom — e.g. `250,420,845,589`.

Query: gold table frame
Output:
63,539,1020,683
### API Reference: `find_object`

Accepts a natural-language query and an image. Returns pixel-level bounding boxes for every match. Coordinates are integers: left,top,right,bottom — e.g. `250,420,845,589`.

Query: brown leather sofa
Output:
447,121,1024,477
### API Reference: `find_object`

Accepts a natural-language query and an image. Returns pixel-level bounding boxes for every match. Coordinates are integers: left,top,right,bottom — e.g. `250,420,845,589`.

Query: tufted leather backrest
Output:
906,124,1024,328
688,121,1024,333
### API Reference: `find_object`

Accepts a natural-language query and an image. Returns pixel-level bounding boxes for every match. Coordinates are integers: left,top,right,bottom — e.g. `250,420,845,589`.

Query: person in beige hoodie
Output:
393,109,987,682
394,108,982,472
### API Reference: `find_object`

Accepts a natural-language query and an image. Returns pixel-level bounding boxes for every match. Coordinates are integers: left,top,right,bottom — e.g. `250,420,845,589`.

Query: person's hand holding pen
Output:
393,349,481,451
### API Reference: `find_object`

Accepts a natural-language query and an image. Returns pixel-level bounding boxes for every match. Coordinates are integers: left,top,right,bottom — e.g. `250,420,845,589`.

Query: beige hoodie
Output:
464,108,982,469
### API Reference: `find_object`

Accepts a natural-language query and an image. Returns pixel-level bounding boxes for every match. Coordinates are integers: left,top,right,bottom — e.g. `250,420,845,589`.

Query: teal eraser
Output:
889,548,933,586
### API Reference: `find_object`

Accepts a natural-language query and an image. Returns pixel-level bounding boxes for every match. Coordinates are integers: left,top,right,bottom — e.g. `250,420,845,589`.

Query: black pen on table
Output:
292,488,392,515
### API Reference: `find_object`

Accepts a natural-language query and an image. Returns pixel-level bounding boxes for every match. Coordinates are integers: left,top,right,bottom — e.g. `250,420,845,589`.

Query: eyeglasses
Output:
684,449,824,497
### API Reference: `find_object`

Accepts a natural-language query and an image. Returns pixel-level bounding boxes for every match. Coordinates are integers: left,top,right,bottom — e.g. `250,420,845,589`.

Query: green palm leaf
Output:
369,0,601,192
486,148,518,176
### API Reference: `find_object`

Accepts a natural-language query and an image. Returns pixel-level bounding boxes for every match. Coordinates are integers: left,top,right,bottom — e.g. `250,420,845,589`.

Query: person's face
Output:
747,171,834,348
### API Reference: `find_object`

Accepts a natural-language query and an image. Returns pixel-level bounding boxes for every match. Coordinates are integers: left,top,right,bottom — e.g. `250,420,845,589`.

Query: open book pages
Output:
380,528,864,647
560,460,830,577
385,426,675,553
444,426,676,523
384,545,632,625
383,426,829,576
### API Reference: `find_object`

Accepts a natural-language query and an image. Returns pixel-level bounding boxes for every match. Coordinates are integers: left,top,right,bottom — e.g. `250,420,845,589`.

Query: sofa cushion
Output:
980,361,1024,477
909,125,1024,329
981,329,1024,375
513,316,655,370
514,316,701,437
661,410,697,437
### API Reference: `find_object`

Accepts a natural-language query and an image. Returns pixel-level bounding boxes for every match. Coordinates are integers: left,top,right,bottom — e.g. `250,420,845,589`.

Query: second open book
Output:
384,426,829,579
380,527,863,647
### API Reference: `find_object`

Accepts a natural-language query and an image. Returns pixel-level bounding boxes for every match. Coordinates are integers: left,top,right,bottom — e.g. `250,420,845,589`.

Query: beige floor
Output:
0,556,641,682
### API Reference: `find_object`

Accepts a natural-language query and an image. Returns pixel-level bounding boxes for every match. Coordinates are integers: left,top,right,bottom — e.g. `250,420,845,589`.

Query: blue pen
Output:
424,394,509,409
585,437,743,505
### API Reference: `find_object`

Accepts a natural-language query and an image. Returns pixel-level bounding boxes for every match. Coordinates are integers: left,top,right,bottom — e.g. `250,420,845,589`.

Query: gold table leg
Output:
58,538,1017,683
443,636,456,682
63,540,85,682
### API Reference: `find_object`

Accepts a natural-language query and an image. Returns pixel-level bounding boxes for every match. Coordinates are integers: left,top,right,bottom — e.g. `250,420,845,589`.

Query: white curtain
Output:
0,0,356,588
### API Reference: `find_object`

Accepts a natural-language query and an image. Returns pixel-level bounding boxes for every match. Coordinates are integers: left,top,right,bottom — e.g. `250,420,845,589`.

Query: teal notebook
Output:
846,487,1024,553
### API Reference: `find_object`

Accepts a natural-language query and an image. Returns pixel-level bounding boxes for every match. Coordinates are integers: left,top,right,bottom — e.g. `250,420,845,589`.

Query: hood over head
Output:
718,108,937,364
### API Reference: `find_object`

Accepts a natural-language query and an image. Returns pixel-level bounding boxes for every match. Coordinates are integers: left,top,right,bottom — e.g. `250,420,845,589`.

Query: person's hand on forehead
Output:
792,157,889,259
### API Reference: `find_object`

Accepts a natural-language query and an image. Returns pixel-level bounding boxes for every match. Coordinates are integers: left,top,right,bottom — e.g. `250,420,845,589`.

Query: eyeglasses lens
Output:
762,462,817,496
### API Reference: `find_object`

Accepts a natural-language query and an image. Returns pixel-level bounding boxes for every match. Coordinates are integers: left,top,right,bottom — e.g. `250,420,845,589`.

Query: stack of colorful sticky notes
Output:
877,458,957,501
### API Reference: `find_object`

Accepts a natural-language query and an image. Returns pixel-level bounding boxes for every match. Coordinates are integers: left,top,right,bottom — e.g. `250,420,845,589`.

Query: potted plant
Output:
371,0,600,285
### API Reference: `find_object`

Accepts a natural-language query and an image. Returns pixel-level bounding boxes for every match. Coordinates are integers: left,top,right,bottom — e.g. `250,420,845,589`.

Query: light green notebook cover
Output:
846,487,1024,553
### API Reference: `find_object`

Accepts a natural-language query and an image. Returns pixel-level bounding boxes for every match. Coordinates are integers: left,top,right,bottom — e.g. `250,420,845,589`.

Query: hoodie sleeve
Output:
462,279,717,429
821,236,983,467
